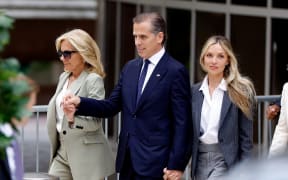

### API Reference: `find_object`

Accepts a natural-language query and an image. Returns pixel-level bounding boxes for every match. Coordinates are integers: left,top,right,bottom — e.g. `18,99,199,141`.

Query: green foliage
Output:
0,13,32,158
0,12,14,52
0,59,31,124
0,134,13,157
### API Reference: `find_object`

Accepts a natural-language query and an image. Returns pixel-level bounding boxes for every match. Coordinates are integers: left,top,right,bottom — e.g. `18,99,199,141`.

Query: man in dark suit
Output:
63,12,192,180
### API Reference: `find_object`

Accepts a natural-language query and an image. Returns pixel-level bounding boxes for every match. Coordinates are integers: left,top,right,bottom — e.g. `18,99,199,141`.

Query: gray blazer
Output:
46,71,115,180
191,82,253,178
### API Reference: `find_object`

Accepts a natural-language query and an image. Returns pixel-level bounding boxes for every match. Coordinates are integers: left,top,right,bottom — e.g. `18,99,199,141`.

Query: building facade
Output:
100,0,288,97
2,0,288,102
1,0,98,104
98,0,288,147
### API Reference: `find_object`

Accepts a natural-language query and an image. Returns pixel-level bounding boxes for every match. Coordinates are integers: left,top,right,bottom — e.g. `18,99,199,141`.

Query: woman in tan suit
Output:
46,29,115,180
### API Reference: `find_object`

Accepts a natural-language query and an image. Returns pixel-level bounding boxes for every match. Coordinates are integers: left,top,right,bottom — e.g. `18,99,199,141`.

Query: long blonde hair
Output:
55,29,105,78
200,35,256,119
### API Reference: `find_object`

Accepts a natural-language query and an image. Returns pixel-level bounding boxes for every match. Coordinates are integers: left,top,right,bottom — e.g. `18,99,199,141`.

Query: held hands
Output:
62,93,81,124
266,104,281,120
163,168,183,180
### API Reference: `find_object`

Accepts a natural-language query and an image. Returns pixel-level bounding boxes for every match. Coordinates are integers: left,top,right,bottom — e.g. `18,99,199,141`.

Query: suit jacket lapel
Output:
48,72,70,129
219,92,232,127
130,59,143,111
136,53,168,109
69,71,88,95
54,70,88,98
194,84,204,137
50,71,88,124
55,73,69,96
47,72,70,162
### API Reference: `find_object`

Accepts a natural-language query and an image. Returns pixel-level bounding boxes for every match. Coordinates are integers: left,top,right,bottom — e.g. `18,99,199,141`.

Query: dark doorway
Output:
271,19,288,94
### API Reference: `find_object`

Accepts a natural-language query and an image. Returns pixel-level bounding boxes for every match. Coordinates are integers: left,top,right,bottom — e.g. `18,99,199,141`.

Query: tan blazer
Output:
269,83,288,157
46,71,115,180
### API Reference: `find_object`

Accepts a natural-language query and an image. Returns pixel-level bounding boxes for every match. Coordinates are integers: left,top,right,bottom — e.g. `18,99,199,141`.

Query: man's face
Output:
133,21,164,59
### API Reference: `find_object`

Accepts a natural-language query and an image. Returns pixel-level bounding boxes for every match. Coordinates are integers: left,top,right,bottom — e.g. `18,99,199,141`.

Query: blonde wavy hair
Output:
199,35,256,119
55,29,105,78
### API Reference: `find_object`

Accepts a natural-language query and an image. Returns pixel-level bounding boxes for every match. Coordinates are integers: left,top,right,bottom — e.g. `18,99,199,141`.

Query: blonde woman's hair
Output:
199,35,256,119
55,29,105,78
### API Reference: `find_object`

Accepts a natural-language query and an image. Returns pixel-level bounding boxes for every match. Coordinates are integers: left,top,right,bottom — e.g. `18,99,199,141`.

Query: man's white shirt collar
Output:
145,47,165,66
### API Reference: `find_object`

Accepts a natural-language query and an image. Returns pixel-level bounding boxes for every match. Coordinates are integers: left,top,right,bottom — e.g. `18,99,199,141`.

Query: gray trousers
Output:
195,143,228,180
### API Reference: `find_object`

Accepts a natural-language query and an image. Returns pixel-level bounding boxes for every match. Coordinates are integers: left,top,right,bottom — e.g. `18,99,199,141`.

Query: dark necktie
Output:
136,60,150,104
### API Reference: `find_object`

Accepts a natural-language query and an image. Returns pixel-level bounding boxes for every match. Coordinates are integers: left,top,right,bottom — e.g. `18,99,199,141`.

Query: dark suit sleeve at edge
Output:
167,66,193,171
75,72,124,118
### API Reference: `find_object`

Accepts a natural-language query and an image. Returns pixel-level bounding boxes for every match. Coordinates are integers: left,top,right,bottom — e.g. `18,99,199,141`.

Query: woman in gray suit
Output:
46,29,115,180
191,35,256,180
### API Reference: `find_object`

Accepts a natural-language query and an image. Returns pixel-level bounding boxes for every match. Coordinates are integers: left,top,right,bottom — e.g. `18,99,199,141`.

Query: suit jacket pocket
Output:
83,132,104,144
74,116,102,132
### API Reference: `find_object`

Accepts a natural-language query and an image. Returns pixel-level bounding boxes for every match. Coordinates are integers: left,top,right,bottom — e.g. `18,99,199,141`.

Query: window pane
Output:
166,9,191,68
195,12,225,81
232,0,267,7
273,0,288,9
120,3,136,66
271,19,288,93
105,1,117,94
231,15,265,94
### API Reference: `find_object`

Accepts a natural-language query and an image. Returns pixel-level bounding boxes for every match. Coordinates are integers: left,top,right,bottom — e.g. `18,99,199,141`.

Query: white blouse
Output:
199,76,227,144
55,79,70,132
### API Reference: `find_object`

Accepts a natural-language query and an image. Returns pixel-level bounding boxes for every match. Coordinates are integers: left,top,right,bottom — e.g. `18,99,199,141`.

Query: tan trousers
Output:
48,138,105,180
49,144,72,180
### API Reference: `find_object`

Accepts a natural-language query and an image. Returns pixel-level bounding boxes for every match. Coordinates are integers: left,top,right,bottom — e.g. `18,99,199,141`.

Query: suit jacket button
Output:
63,130,66,135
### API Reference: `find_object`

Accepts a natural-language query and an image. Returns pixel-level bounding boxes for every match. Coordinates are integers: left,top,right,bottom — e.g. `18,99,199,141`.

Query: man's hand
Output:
266,104,281,120
163,168,183,180
62,93,81,124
